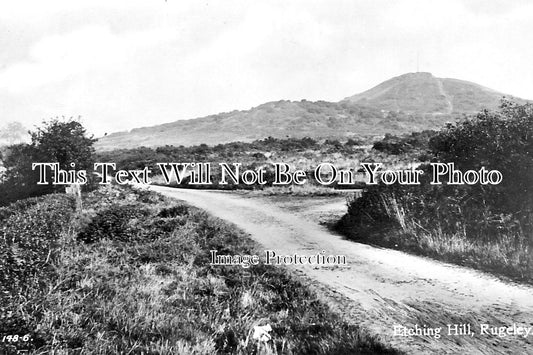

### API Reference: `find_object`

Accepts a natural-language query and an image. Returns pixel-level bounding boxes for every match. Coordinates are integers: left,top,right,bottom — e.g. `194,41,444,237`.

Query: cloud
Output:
1,0,533,137
461,0,532,16
0,24,179,93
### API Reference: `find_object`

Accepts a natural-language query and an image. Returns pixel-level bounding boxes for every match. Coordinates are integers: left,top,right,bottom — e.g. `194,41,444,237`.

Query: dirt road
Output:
151,186,533,354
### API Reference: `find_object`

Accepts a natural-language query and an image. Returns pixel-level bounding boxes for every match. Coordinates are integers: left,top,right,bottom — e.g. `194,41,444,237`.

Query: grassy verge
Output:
1,194,77,352
1,186,397,354
336,191,533,284
237,185,350,197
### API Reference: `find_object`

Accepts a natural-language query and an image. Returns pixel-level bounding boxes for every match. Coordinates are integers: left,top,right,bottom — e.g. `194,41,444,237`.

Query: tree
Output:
1,143,47,198
0,118,97,205
30,118,96,172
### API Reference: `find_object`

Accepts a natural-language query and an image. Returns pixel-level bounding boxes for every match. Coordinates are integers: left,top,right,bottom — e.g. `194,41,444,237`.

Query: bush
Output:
429,101,533,218
158,205,189,218
340,101,533,280
0,194,75,294
0,118,97,205
372,130,436,156
77,204,151,243
0,194,75,348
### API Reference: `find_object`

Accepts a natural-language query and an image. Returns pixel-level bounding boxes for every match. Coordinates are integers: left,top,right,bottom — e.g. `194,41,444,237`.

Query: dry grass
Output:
1,186,397,354
338,192,533,283
245,184,348,197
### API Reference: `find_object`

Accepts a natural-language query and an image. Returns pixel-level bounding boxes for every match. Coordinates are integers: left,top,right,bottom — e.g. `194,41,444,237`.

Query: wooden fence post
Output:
65,183,82,210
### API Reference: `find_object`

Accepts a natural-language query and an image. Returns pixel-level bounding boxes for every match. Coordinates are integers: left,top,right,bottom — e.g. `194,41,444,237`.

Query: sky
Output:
1,0,533,137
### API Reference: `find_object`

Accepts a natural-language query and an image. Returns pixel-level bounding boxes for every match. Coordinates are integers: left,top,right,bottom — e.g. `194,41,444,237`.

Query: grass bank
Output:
1,186,397,354
336,188,533,284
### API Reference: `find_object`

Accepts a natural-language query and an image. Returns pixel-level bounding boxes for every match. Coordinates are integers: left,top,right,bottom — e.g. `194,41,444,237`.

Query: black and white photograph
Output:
1,1,532,354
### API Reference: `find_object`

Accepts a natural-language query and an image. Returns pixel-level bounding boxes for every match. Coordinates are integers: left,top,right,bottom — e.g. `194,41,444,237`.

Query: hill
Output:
343,72,511,114
96,72,523,150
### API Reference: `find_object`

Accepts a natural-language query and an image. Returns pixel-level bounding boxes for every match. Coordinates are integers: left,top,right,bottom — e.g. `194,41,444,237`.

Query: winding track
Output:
151,186,533,354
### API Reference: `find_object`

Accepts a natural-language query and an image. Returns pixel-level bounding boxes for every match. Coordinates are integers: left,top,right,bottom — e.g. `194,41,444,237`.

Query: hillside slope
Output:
343,72,510,114
96,72,523,150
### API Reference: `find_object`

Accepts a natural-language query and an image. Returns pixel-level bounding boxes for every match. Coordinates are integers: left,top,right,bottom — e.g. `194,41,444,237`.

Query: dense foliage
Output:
339,102,533,280
429,101,532,217
0,194,75,350
77,204,152,243
372,129,436,158
96,136,374,190
0,118,96,205
30,118,96,172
